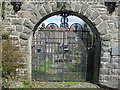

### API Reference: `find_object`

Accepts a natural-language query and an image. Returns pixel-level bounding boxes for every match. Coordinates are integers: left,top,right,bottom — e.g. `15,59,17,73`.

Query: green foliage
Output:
2,37,23,77
2,0,11,19
33,60,52,72
19,84,32,88
2,2,5,19
2,34,25,88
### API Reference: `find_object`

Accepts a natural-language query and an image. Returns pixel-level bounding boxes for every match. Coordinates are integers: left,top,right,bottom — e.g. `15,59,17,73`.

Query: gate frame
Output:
30,11,103,83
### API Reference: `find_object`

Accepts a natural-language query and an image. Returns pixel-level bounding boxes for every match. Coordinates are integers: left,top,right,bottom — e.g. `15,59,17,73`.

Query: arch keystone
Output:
64,2,72,11
70,2,76,11
51,2,57,12
43,2,53,14
75,3,82,13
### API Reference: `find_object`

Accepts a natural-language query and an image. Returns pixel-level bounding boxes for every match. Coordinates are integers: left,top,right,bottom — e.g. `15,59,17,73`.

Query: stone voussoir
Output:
99,29,108,35
84,8,93,18
101,34,112,41
23,20,35,30
38,5,48,17
80,3,89,15
51,2,57,12
32,9,43,20
96,21,108,32
89,10,100,21
43,2,53,14
56,2,65,11
64,2,72,11
19,32,30,40
75,3,82,13
70,2,76,11
30,15,39,24
22,26,32,34
93,16,103,25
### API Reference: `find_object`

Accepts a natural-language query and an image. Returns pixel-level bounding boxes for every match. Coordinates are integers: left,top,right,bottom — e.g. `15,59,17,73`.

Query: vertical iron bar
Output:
61,30,64,82
47,33,50,80
53,30,56,81
39,31,42,81
34,34,36,81
44,31,47,81
51,31,53,80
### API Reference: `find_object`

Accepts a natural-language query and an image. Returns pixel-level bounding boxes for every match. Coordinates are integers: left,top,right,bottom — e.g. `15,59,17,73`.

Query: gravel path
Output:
32,82,100,88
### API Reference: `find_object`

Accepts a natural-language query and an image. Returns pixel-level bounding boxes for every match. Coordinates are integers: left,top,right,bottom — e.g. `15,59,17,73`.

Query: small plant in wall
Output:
2,1,5,19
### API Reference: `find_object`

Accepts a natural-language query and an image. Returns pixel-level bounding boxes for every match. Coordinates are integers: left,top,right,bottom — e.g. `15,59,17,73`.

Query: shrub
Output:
2,34,25,88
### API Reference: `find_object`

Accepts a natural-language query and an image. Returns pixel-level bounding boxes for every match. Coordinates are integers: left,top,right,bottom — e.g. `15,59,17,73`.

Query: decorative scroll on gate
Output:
32,13,94,81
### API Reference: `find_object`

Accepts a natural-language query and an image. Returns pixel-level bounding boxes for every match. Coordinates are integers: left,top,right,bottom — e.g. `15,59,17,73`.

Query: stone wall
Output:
0,1,2,89
2,1,119,89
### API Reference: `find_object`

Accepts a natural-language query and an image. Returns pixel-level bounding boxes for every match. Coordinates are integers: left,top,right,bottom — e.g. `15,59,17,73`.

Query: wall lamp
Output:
105,2,117,14
11,2,22,13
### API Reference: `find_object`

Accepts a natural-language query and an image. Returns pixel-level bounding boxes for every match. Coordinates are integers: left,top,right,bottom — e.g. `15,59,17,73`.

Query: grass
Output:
18,84,32,88
32,60,52,72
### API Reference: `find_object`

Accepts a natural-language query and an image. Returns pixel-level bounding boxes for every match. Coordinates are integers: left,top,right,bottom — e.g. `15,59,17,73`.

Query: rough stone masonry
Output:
2,1,120,89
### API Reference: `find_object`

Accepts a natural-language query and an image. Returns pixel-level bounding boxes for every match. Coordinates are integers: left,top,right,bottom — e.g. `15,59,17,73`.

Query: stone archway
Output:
15,2,111,86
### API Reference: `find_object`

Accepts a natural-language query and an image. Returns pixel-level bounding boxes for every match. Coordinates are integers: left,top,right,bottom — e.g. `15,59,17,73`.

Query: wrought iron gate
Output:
32,13,94,82
32,29,88,81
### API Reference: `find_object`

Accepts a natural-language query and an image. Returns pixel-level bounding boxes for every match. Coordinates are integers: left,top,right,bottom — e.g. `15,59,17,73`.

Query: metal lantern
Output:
11,2,22,12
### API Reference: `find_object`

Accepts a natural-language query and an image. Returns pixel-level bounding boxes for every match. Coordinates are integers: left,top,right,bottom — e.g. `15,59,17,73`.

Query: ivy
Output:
2,1,5,19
